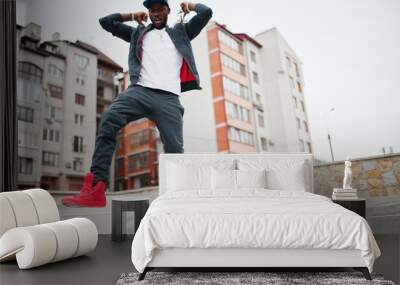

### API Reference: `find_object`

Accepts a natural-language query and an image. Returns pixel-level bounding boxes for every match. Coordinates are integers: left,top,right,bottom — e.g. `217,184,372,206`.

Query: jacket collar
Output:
144,23,170,32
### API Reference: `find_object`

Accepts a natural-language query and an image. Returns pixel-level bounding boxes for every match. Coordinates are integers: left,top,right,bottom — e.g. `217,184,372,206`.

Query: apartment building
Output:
254,27,313,153
16,23,122,191
16,23,47,189
206,23,256,153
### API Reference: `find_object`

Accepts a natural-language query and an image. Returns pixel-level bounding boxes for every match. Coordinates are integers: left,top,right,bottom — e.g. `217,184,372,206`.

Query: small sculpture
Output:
343,156,352,189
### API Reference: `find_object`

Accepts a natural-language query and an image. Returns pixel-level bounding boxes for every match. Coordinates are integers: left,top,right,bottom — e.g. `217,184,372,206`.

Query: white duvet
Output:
131,189,381,273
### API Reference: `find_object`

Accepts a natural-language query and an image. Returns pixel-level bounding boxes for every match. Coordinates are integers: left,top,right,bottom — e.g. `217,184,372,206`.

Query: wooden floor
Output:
0,235,134,285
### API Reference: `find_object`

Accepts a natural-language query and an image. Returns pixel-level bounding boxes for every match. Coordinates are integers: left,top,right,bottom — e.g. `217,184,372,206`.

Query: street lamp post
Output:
324,108,335,162
327,133,335,162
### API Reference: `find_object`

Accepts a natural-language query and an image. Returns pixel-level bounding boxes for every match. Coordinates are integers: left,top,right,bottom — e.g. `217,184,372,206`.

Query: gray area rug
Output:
116,271,396,285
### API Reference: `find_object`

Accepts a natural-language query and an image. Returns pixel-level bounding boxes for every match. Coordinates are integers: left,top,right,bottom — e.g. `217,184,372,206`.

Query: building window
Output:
73,158,84,172
73,136,85,153
289,76,295,88
300,100,305,112
260,137,268,151
252,71,259,84
97,103,104,114
258,114,264,127
250,50,256,63
130,130,149,147
293,96,298,109
307,142,312,153
220,53,245,75
131,174,151,189
228,127,254,145
115,179,125,191
48,84,63,99
42,151,59,167
116,158,124,173
226,100,238,119
76,74,85,86
255,93,261,104
18,157,33,174
128,152,149,171
18,61,43,84
43,128,60,143
296,117,301,129
17,105,34,123
97,86,104,98
74,53,89,70
75,93,85,105
45,104,62,121
303,121,309,132
294,61,300,77
48,64,63,79
225,101,251,123
222,76,250,100
299,139,305,152
286,56,291,69
74,114,84,125
297,81,303,93
218,30,242,53
228,126,240,142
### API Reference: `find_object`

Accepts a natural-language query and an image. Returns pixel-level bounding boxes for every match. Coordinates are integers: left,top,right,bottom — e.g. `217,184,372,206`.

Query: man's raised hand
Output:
180,2,196,15
133,12,148,25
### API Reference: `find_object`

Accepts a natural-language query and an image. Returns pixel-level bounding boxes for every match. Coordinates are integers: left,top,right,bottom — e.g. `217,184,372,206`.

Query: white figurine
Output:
343,156,352,190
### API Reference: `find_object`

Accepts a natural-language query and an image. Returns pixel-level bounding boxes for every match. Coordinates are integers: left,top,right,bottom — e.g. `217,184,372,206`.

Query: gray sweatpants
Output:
90,84,185,184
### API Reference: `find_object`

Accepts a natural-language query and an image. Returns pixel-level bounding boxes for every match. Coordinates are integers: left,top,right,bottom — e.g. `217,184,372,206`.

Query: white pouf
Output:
0,189,98,269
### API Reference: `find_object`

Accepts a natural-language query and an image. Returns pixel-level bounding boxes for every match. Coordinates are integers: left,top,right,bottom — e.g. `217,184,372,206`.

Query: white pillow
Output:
167,159,237,192
266,162,306,191
236,169,268,189
211,167,237,191
237,159,308,191
167,162,211,191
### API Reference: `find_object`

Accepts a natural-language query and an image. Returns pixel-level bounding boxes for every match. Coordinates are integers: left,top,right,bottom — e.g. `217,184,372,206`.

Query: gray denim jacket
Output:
99,3,213,92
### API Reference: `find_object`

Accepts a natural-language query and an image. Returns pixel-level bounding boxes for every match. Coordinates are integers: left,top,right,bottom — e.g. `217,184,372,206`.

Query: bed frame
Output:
137,153,371,281
139,248,371,280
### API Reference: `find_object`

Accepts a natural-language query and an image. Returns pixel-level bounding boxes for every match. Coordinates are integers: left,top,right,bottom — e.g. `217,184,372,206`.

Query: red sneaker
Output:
62,179,107,208
80,172,95,194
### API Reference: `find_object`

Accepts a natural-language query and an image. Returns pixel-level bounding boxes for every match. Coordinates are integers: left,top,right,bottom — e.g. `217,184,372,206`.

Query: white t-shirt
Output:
136,27,183,95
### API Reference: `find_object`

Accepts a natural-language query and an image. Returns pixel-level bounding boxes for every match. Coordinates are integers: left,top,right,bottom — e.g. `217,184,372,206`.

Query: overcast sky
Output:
17,0,400,162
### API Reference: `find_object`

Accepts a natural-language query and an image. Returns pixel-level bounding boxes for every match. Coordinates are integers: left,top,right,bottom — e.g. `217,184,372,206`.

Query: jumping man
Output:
62,0,213,207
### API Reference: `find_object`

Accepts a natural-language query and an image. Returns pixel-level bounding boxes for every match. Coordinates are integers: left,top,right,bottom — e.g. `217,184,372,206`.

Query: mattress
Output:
131,189,381,273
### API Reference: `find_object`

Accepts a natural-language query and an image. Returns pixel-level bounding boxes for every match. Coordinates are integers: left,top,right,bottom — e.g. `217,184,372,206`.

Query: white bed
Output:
131,153,381,281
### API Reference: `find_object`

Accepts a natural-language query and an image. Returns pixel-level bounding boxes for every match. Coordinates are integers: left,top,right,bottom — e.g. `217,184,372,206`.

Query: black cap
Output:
143,0,169,9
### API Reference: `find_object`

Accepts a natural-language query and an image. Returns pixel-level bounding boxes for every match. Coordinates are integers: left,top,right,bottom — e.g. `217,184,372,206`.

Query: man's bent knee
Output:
98,110,125,135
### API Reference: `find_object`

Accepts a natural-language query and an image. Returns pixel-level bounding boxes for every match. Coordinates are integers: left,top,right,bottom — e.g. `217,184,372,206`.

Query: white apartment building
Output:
236,33,272,152
255,28,313,153
45,37,98,191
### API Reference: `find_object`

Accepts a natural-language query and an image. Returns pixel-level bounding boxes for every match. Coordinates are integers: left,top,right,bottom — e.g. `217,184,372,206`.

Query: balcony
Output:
253,100,263,111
